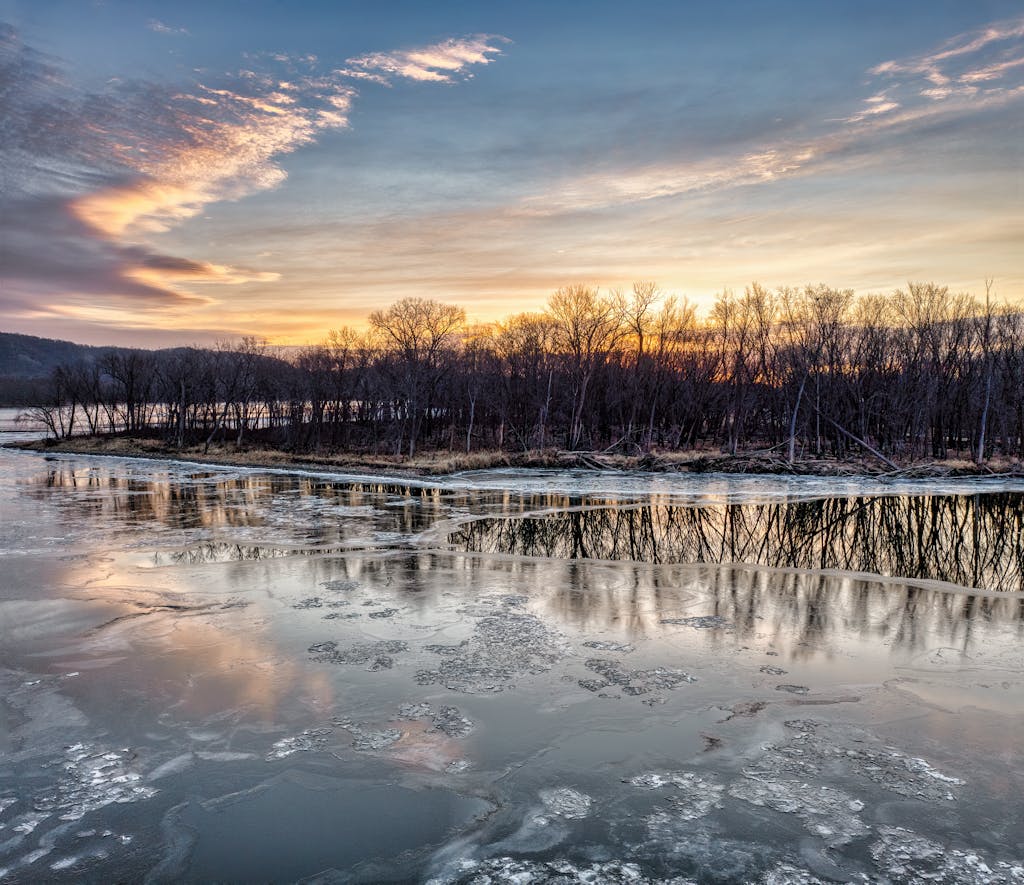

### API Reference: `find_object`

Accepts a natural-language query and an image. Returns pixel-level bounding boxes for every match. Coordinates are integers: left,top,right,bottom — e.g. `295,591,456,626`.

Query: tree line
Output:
25,281,1024,465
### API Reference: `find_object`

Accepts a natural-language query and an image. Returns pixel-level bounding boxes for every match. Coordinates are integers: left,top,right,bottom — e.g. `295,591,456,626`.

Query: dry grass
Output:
16,435,1023,478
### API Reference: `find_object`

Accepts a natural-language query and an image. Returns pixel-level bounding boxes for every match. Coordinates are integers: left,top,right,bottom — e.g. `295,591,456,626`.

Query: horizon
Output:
0,277,1016,354
2,1,1022,347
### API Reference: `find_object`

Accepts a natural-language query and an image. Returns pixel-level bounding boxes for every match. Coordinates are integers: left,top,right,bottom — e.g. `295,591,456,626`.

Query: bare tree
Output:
31,279,1024,466
369,297,465,457
547,284,624,449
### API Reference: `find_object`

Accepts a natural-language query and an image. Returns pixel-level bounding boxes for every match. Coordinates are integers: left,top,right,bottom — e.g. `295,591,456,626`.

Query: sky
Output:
1,0,1022,346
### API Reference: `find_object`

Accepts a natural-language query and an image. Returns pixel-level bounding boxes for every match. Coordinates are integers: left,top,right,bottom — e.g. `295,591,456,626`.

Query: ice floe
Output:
416,603,570,693
539,787,593,820
580,658,696,697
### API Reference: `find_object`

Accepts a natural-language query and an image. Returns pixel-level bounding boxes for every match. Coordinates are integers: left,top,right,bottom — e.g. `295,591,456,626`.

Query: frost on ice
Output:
308,639,409,672
580,658,696,698
727,779,869,847
265,728,332,760
744,720,965,802
870,826,1024,884
539,787,593,820
627,771,725,821
415,601,570,693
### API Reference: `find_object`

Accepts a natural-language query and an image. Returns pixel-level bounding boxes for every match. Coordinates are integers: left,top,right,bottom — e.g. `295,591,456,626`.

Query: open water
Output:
1,415,1022,882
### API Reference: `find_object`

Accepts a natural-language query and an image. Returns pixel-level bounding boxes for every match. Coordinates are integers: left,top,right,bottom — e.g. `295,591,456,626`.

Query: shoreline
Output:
8,435,1024,480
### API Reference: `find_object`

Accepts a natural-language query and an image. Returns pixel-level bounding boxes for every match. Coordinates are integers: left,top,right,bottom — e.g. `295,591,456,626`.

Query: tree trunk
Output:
788,373,808,465
466,394,476,453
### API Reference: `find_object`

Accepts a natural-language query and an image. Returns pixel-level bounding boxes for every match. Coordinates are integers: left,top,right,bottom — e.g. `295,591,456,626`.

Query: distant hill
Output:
0,332,115,379
0,332,134,406
0,332,294,406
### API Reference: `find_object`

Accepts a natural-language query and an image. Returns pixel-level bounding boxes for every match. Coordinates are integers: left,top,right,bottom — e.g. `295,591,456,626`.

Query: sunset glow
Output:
1,1,1022,345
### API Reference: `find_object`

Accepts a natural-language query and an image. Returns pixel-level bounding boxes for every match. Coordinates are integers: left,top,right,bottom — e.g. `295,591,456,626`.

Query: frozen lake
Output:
1,439,1023,883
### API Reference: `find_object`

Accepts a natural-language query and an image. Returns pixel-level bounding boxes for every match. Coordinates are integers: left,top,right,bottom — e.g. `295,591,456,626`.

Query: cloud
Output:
0,24,507,321
521,16,1024,216
69,80,357,238
516,145,828,216
959,53,1024,84
123,253,280,288
147,19,189,37
843,92,900,124
343,34,508,84
0,193,217,307
867,14,1024,100
870,17,1024,77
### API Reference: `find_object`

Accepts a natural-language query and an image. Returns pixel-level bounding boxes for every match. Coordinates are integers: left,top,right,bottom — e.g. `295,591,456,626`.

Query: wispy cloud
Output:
147,19,189,37
958,53,1024,84
869,17,1024,79
862,14,1024,109
343,34,508,84
524,16,1024,215
843,92,901,124
0,24,507,317
70,78,357,238
517,146,827,216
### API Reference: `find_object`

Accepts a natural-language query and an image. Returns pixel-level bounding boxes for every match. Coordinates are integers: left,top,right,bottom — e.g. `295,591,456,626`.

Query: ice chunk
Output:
147,753,195,781
660,615,733,629
308,639,408,670
583,658,695,697
904,756,966,785
743,723,966,802
36,744,158,822
539,787,593,820
265,728,331,761
639,817,766,881
321,579,360,593
432,706,474,738
760,864,828,884
337,721,403,751
582,640,635,653
728,778,868,846
398,703,435,719
368,608,399,619
431,857,665,884
627,771,724,821
415,610,569,694
578,678,607,693
870,826,1024,884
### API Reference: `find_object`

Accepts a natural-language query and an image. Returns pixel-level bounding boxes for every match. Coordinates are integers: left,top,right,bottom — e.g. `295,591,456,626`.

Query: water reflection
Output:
21,460,609,552
377,554,1024,658
151,542,380,564
20,462,466,557
450,494,1024,592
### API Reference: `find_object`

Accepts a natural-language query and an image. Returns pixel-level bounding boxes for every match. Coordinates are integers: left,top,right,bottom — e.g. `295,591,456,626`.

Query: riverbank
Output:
10,434,1024,478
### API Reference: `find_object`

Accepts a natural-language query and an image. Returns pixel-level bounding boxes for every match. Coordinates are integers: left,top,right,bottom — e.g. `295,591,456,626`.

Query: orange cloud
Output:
344,34,508,84
125,255,280,289
70,84,354,238
52,34,507,304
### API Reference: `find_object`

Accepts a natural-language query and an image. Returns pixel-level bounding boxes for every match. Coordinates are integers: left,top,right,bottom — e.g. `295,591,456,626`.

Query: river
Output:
1,421,1022,882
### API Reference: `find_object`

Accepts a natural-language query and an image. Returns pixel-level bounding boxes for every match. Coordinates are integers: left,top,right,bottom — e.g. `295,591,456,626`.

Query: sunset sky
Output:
2,0,1022,346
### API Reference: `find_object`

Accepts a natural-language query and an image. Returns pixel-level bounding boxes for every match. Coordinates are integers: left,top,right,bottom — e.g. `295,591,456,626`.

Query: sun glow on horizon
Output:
1,7,1021,347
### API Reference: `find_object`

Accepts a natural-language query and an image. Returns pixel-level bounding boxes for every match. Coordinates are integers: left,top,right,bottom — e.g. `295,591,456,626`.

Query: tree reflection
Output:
419,556,1024,657
25,462,472,548
450,494,1024,592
